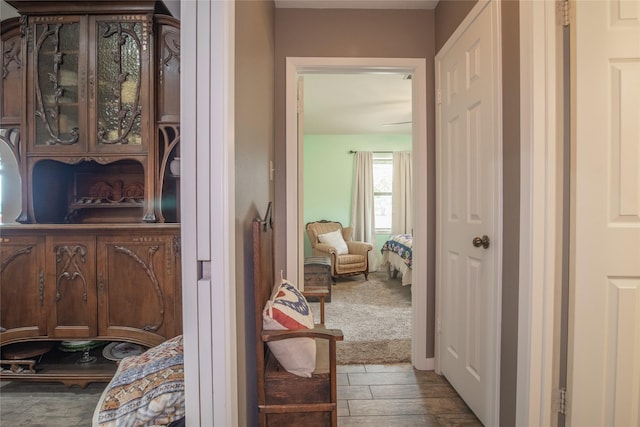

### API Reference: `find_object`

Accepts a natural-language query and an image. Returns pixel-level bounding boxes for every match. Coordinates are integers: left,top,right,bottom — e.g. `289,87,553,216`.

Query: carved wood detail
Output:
2,33,21,79
78,179,144,204
161,28,179,69
0,128,22,165
0,245,33,273
157,124,179,181
54,245,88,302
114,244,164,331
156,124,180,222
39,156,135,165
172,235,180,258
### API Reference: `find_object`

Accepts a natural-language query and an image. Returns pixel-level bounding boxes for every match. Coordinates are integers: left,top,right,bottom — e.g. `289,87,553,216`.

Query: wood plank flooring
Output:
337,363,483,426
1,363,483,426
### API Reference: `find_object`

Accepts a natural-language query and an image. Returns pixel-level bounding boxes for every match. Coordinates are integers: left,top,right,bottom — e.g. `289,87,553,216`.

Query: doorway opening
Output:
285,57,431,370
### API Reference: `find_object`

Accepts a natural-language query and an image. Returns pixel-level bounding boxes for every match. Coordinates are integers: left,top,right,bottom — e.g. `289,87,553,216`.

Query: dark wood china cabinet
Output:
0,1,181,386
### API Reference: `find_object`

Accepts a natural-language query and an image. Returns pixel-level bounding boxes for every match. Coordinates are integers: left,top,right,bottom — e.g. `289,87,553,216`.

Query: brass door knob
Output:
472,235,490,249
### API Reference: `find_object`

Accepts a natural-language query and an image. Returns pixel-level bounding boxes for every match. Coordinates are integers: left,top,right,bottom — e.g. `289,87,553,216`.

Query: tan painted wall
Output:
434,0,477,53
273,8,437,359
498,3,520,426
235,1,275,425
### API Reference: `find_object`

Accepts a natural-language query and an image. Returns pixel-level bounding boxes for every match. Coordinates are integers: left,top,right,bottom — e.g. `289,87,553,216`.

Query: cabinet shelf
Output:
70,200,144,209
0,345,117,387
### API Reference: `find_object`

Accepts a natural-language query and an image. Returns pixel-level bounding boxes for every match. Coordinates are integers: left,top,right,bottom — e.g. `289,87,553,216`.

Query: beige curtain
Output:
350,151,378,272
392,151,413,235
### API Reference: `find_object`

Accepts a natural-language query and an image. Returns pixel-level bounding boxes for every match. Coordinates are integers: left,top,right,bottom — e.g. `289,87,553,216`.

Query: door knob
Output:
472,235,490,249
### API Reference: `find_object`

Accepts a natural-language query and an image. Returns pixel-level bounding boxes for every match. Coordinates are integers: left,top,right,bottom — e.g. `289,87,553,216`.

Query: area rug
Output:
309,271,411,364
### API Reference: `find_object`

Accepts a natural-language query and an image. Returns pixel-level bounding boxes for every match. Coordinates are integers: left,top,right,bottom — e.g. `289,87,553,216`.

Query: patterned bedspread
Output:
381,234,413,269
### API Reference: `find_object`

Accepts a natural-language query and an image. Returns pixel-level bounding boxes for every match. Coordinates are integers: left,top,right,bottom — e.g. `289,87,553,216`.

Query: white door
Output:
435,1,502,425
568,1,640,425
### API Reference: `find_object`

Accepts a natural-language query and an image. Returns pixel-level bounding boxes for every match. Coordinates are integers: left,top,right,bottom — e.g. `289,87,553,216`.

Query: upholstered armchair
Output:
305,220,373,280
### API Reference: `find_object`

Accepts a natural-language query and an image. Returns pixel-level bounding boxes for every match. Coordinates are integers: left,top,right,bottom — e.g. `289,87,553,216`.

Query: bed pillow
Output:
93,335,184,427
317,229,349,255
263,279,316,378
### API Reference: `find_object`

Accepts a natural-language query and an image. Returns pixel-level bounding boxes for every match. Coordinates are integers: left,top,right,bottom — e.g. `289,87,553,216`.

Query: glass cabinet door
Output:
90,15,150,153
30,16,87,152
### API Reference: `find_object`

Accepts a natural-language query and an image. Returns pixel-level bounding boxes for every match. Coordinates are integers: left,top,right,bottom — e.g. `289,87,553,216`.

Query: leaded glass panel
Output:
34,22,80,146
96,20,143,146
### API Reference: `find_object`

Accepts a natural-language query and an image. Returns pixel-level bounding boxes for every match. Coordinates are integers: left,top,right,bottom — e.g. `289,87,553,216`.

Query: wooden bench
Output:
253,213,343,426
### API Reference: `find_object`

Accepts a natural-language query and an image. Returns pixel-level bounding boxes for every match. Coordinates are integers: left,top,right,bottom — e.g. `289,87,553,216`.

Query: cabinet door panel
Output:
156,18,180,123
28,16,88,153
97,233,179,346
0,236,46,343
89,15,150,154
46,235,97,338
1,20,23,123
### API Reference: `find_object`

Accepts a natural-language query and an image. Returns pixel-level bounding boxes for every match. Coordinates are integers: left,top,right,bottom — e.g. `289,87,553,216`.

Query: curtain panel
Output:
392,151,413,235
351,151,378,271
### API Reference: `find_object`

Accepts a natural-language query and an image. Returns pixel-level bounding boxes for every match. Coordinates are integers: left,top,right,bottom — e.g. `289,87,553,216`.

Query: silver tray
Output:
102,342,145,361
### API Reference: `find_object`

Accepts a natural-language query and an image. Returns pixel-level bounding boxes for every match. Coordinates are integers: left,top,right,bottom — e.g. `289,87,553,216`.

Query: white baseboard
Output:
414,357,434,371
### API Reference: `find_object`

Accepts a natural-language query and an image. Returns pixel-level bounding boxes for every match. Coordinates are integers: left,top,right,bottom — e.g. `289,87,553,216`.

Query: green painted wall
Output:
303,134,411,258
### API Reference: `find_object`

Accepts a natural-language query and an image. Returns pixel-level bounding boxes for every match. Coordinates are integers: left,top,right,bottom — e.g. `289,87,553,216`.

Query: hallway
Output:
337,363,482,426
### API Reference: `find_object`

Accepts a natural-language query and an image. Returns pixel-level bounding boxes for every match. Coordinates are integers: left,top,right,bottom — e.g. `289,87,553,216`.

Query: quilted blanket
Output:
381,234,413,269
93,335,185,427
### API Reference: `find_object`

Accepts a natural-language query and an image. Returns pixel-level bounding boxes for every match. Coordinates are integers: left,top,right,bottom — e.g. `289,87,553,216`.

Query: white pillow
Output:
263,279,316,378
317,229,348,255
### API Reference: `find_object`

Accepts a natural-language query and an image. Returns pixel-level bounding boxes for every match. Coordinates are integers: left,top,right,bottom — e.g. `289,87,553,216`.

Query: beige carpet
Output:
309,270,412,364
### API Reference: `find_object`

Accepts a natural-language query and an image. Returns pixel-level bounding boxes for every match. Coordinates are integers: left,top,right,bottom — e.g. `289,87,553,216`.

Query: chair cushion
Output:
263,279,316,378
317,229,349,255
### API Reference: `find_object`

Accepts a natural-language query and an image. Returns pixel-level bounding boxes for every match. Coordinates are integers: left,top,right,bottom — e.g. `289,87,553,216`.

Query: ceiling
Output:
279,1,434,135
303,73,413,135
274,0,439,9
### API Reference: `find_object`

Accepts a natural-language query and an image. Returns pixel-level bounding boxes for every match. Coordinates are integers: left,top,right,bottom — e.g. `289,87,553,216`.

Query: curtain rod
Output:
349,150,395,154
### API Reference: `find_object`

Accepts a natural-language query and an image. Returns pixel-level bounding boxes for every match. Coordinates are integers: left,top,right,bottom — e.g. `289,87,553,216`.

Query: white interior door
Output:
435,1,502,425
568,1,640,425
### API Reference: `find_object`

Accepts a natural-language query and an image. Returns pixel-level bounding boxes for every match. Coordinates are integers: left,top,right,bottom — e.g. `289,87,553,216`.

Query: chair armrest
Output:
263,327,344,342
346,241,373,256
301,289,329,299
314,242,337,255
301,289,328,325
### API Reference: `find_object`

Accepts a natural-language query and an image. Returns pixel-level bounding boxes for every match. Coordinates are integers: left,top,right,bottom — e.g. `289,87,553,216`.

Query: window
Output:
373,153,393,232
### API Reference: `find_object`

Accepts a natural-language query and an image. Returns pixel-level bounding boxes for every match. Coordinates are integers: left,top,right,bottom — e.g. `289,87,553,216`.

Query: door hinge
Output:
560,0,570,27
556,387,567,415
437,88,442,105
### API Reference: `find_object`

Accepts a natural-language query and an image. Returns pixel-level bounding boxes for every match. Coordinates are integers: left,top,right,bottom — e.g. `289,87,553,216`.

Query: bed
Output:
380,234,412,286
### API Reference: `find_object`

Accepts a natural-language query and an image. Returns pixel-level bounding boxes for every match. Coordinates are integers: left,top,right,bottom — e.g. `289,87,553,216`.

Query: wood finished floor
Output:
1,363,483,426
337,363,482,426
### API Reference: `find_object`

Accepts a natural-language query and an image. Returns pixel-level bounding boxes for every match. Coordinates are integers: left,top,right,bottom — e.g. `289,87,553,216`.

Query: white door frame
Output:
181,1,237,425
516,1,562,426
285,57,431,370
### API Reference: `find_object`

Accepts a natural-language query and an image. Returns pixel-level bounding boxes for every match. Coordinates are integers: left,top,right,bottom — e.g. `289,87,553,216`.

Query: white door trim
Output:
434,0,503,424
181,1,237,425
285,56,431,370
516,1,561,426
